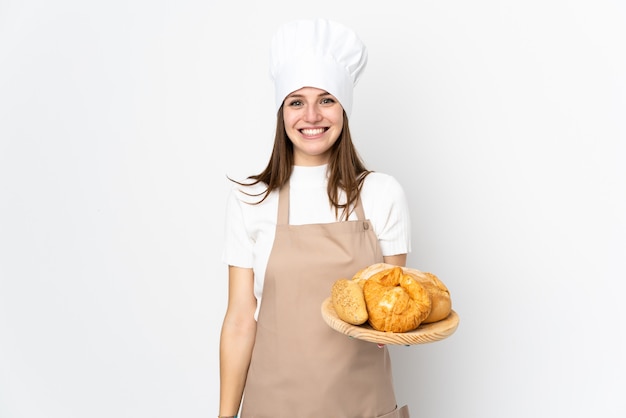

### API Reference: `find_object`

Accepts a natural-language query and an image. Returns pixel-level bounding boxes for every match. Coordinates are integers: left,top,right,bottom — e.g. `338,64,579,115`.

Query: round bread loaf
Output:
331,278,368,325
404,270,451,323
362,266,432,332
352,263,390,288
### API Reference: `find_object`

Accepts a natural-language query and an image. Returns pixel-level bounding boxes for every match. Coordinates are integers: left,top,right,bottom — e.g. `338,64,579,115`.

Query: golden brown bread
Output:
354,262,452,324
331,278,368,325
352,263,390,288
404,270,451,323
362,266,432,332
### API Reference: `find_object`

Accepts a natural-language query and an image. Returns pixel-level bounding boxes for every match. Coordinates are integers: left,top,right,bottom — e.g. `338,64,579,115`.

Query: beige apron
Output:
241,182,410,418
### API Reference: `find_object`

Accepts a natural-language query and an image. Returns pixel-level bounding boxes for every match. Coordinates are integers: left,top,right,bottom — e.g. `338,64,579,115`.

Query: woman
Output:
219,18,411,418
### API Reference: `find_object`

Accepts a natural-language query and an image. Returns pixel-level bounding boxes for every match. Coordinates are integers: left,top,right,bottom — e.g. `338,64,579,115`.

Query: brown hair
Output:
231,106,371,221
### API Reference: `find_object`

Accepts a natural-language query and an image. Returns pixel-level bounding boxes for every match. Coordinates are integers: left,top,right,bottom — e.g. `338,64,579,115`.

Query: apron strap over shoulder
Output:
354,197,366,221
277,181,290,226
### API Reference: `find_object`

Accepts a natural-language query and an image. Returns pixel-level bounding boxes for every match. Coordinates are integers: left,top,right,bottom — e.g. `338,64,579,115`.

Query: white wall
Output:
1,1,624,417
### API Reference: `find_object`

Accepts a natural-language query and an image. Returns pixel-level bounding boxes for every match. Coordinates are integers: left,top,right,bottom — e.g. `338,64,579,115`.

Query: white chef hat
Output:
269,18,368,118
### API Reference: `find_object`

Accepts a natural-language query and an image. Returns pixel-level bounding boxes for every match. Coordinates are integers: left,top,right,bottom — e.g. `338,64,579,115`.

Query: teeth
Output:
301,128,325,135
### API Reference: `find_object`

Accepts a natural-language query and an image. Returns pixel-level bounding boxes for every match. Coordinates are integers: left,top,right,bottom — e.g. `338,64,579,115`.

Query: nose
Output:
303,103,323,123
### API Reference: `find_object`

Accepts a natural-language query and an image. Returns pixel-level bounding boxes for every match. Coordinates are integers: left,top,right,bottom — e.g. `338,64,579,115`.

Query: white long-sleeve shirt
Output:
222,164,411,318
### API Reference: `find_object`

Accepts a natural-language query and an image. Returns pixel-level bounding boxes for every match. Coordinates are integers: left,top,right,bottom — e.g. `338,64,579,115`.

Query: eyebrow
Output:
287,91,332,98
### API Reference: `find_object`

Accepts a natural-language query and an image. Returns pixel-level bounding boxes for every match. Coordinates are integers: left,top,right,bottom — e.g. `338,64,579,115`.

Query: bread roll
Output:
351,263,391,288
354,262,452,324
363,266,432,332
331,278,368,325
404,270,451,323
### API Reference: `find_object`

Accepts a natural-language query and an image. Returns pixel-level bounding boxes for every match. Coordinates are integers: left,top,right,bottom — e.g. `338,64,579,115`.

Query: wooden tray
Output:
321,297,459,345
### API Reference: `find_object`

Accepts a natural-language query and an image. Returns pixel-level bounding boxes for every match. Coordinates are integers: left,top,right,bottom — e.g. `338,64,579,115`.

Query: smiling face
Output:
282,87,344,166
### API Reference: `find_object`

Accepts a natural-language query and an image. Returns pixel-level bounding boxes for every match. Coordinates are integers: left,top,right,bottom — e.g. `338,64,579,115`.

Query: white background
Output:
1,1,625,417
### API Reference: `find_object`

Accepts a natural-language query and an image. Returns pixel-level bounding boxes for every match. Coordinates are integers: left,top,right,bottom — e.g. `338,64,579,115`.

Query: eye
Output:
287,99,303,107
320,97,335,105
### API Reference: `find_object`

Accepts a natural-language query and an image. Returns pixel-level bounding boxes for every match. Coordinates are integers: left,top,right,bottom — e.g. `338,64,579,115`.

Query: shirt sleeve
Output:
363,173,412,257
221,187,255,268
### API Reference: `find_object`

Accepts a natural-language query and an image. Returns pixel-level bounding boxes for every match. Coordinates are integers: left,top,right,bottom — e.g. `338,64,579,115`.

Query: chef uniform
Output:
230,18,411,417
